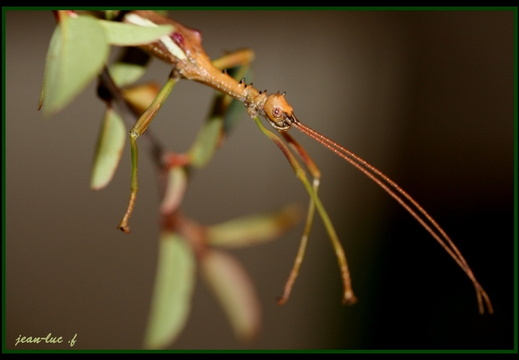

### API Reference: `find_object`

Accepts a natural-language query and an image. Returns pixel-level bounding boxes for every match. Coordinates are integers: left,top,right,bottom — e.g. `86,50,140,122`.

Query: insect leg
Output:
211,48,255,71
276,132,320,305
254,116,357,305
118,72,179,233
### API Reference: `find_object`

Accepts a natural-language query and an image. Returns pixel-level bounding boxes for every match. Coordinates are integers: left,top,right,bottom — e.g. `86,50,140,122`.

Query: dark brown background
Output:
5,9,514,350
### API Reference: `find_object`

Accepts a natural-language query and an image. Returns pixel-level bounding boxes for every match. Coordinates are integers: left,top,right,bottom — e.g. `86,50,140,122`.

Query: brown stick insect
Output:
111,10,493,315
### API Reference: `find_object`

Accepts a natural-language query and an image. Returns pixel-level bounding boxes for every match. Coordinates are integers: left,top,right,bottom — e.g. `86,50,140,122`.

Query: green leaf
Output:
41,13,109,116
96,19,173,46
108,47,152,87
201,250,260,342
109,61,148,88
223,96,247,135
144,232,196,349
221,63,251,135
188,62,250,167
206,205,302,248
188,113,223,168
90,106,126,190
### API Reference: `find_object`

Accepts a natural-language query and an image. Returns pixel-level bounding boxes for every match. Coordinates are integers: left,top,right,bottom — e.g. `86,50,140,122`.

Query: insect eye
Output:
272,107,282,118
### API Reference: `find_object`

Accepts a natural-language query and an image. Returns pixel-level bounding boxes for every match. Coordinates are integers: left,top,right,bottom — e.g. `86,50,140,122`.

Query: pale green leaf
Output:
160,166,188,214
188,62,250,167
41,14,109,116
97,19,173,46
108,46,152,87
206,205,302,248
188,114,223,168
201,250,260,342
109,61,148,88
221,63,251,135
144,232,196,349
223,96,247,135
90,106,126,190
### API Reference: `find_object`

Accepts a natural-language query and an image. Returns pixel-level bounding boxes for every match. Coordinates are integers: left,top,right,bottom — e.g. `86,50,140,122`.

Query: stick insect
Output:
116,10,493,314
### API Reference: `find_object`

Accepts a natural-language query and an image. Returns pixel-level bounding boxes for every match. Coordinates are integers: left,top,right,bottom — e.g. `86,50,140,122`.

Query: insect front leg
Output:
253,116,357,305
211,48,255,72
276,132,321,305
118,71,180,233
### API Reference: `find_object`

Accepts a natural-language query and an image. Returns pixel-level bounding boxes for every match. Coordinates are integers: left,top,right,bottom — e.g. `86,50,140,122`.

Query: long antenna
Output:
292,120,493,315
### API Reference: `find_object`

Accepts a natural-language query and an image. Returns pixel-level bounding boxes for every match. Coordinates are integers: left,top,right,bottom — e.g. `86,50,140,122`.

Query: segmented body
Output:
124,10,296,131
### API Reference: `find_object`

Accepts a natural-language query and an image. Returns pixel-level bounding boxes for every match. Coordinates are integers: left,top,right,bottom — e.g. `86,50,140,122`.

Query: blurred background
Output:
5,9,514,351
